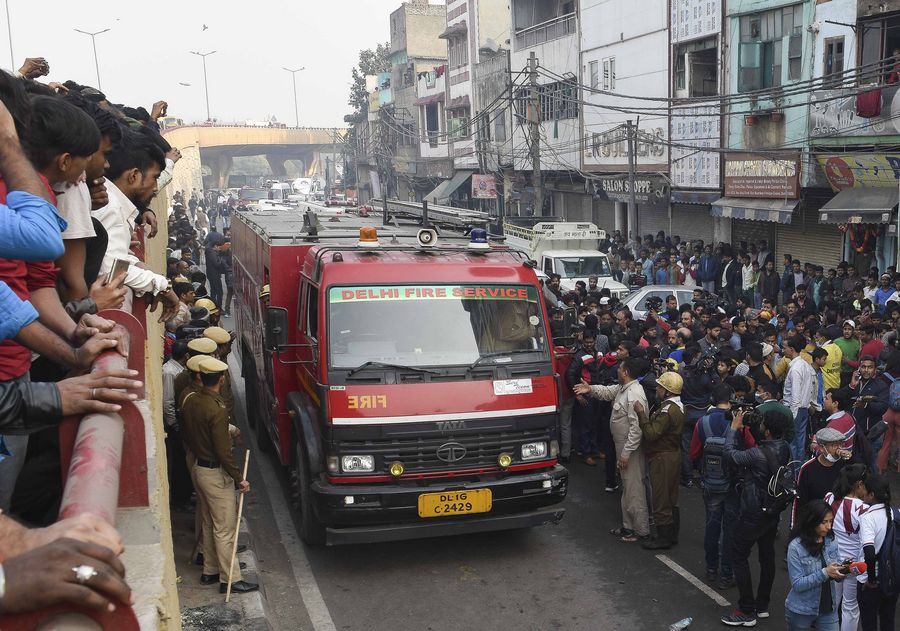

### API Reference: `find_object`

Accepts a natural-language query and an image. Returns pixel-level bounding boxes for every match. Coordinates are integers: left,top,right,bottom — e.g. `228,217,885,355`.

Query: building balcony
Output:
514,13,576,50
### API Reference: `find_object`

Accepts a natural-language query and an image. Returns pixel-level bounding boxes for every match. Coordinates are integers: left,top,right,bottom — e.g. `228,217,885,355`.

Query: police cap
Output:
204,326,231,345
198,357,228,374
187,337,218,355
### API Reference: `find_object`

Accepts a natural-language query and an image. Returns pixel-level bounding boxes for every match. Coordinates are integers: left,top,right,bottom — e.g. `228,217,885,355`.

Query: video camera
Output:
727,398,763,428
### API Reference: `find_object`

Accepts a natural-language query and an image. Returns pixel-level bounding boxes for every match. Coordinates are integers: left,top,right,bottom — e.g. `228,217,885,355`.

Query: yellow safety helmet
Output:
656,371,683,395
259,284,270,300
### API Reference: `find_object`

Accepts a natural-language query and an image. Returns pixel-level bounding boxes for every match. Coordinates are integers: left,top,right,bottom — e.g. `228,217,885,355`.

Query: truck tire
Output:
294,438,326,545
245,371,273,453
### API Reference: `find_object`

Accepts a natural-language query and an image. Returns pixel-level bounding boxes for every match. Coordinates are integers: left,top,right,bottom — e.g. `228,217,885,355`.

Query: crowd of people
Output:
553,231,900,629
0,55,253,616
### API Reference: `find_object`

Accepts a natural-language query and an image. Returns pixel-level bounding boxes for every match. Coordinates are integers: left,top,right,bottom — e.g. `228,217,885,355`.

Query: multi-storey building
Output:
383,0,447,200
508,0,585,217
580,0,671,238
720,0,842,267
427,0,511,208
669,0,725,245
809,0,899,270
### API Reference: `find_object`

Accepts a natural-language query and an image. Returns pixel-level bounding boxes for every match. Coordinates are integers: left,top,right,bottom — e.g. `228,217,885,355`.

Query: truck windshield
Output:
554,256,611,278
327,284,548,369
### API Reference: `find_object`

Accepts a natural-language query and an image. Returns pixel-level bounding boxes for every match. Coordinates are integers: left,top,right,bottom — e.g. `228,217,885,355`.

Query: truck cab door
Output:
298,282,320,378
543,257,553,276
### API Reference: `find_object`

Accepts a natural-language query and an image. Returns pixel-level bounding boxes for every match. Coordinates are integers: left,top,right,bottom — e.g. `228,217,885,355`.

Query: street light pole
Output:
191,50,217,122
4,1,13,70
282,67,305,128
74,28,110,90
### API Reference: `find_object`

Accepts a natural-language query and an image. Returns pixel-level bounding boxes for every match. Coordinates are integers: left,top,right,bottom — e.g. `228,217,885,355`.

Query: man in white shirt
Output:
92,128,179,320
162,340,192,508
782,336,817,463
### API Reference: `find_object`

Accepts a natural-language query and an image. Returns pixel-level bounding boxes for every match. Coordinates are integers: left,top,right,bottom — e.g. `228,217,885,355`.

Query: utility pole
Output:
74,28,110,90
282,66,305,127
190,50,217,122
4,1,13,70
528,51,543,217
625,119,638,241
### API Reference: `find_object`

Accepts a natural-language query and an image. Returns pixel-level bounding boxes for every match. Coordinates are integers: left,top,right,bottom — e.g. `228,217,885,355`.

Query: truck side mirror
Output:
265,307,289,351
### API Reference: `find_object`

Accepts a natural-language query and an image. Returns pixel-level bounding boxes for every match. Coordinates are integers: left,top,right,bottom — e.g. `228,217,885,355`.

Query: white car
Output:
622,285,705,320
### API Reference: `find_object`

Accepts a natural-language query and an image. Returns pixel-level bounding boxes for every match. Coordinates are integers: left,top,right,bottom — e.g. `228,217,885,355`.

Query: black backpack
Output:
700,415,730,494
876,507,900,596
759,442,796,516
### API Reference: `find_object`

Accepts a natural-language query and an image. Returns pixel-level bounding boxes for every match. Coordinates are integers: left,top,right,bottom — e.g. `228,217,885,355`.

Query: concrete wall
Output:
581,0,669,172
477,0,510,49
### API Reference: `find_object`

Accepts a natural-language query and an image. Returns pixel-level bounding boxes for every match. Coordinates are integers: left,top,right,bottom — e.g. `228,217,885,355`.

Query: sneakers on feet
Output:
706,569,718,583
756,611,769,619
604,484,619,493
720,610,757,627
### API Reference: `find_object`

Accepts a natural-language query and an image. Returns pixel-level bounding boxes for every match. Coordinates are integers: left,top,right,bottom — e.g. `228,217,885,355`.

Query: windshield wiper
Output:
467,349,542,371
346,361,439,378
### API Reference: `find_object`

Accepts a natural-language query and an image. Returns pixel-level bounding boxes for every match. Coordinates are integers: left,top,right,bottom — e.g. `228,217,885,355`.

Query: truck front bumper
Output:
310,465,568,545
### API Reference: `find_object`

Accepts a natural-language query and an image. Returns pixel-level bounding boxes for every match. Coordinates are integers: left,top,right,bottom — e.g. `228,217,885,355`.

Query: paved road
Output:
226,349,797,631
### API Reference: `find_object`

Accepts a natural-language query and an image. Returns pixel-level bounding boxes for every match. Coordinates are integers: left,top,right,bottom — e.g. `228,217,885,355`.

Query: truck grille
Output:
339,428,552,473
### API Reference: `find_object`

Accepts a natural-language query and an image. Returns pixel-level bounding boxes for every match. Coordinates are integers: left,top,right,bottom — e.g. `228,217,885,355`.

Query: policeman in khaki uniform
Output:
636,371,685,551
181,356,258,594
175,337,218,411
203,326,235,418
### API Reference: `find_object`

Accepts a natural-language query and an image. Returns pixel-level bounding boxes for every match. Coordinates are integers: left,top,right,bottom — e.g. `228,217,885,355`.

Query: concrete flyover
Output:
162,125,345,189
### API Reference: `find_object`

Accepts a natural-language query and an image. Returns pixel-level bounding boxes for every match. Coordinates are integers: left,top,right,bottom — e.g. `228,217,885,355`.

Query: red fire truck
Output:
232,206,567,544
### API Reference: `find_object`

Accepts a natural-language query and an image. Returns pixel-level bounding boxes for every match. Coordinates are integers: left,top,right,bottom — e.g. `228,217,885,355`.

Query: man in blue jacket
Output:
698,244,720,294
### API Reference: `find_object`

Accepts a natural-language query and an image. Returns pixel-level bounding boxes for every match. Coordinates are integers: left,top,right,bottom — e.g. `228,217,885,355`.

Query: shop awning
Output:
710,197,799,224
447,95,471,110
672,190,722,205
818,187,899,225
425,170,474,203
414,92,444,106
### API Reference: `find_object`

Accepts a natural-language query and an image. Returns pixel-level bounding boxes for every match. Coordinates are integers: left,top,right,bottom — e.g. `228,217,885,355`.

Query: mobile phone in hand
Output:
106,258,130,284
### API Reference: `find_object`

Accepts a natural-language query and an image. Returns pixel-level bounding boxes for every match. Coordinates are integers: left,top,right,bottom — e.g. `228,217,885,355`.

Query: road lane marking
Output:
230,354,338,631
655,554,731,607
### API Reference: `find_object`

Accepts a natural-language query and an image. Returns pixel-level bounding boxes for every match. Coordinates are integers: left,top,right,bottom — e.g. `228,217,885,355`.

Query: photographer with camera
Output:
720,410,792,626
680,343,717,487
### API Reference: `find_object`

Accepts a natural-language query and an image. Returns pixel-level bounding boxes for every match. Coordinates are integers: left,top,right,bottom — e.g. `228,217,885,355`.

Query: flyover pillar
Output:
208,154,233,189
266,154,288,178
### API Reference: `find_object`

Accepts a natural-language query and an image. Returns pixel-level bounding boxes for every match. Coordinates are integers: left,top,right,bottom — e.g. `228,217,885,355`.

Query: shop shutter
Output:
637,204,670,239
671,204,714,244
593,199,617,233
775,203,843,269
563,192,592,222
732,219,777,252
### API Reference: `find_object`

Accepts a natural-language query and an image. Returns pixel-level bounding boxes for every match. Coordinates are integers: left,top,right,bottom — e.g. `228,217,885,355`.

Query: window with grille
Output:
738,4,802,92
823,37,844,88
602,57,615,91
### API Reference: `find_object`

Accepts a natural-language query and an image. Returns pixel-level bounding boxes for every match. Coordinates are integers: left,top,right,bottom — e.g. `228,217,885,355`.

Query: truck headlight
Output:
520,441,548,461
341,455,375,473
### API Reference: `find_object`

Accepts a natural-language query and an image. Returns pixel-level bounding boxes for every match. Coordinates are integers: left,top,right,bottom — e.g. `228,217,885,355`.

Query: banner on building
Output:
816,154,900,191
671,0,721,43
592,175,670,207
471,174,497,199
723,152,800,199
671,103,721,189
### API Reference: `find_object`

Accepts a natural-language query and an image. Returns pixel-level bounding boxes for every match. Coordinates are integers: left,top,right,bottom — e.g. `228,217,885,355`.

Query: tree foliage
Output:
347,42,391,121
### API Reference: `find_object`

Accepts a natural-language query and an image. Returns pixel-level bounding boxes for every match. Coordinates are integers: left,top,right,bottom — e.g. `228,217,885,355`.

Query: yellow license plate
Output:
417,489,492,518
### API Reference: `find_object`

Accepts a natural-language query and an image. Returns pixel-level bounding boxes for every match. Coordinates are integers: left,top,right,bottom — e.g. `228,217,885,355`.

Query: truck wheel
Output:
294,439,326,545
246,376,273,453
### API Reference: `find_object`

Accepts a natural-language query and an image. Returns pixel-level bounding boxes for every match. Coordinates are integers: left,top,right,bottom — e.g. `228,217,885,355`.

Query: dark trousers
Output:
859,584,899,631
704,490,738,577
166,426,194,507
647,451,680,526
208,272,224,309
573,399,599,455
598,402,617,486
682,408,705,484
732,515,779,615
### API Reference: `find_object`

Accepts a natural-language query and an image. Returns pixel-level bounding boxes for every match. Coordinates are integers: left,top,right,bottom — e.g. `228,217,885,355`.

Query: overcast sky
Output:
2,0,422,127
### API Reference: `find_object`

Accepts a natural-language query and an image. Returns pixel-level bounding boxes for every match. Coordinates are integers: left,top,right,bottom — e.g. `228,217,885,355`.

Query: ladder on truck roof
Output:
371,199,490,230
